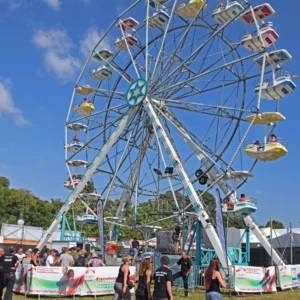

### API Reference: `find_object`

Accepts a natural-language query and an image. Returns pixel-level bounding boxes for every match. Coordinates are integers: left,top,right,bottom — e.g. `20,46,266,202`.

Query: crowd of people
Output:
0,245,105,300
0,242,227,300
114,253,225,300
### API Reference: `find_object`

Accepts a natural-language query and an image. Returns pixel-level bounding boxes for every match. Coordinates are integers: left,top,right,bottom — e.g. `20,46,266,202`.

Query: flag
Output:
215,189,227,267
97,199,105,257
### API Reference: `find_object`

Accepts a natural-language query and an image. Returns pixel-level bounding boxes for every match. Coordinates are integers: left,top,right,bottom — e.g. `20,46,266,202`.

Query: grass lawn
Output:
11,288,300,300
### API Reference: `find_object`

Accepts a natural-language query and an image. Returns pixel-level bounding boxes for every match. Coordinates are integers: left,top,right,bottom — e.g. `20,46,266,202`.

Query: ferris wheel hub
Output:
126,79,148,107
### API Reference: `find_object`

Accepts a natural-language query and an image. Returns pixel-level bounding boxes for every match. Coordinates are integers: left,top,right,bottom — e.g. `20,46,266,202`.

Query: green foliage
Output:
0,176,263,240
265,220,285,229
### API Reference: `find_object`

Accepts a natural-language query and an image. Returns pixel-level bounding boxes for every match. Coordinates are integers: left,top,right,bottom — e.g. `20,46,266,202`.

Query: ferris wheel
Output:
38,0,296,268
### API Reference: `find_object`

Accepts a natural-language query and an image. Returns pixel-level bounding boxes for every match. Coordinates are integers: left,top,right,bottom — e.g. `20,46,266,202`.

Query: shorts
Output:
132,248,138,256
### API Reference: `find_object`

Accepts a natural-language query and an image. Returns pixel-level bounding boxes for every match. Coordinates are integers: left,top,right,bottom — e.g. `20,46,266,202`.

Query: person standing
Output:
153,256,173,300
205,259,226,300
113,255,134,300
135,257,152,300
21,250,32,265
15,248,25,260
30,248,41,266
46,250,60,267
2,247,19,300
169,252,193,298
59,248,74,267
130,237,139,261
0,247,5,300
173,223,182,253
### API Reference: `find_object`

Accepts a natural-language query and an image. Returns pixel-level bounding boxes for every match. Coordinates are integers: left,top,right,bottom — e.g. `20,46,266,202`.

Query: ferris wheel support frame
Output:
144,98,231,269
37,106,140,250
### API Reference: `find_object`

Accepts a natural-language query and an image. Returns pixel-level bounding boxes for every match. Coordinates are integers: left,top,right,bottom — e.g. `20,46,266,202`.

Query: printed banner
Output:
14,265,136,296
81,266,136,296
215,189,227,267
234,266,276,293
28,266,86,295
278,265,300,290
13,264,32,294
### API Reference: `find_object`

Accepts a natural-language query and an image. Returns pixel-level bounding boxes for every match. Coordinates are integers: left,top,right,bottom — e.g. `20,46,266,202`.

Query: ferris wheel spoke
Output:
118,19,141,78
151,3,209,87
153,52,263,97
150,0,179,83
151,8,246,93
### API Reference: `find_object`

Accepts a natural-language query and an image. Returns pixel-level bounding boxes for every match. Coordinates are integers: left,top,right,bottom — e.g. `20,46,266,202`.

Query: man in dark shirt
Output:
153,256,173,300
173,223,182,253
130,237,139,261
2,247,19,300
170,252,193,297
0,247,5,300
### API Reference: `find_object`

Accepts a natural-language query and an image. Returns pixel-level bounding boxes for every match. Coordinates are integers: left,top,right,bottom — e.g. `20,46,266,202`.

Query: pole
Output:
290,222,293,264
196,220,202,265
270,217,273,266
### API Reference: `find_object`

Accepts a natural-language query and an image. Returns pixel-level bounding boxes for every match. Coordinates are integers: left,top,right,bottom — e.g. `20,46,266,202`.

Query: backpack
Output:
75,255,86,267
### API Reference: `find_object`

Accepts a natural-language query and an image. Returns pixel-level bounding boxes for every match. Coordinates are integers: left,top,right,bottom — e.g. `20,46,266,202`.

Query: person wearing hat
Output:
88,253,105,267
170,252,193,298
153,256,173,300
75,250,88,267
114,255,135,300
135,256,152,300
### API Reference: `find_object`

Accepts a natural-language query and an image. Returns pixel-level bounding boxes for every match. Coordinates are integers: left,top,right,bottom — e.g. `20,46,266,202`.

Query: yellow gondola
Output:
246,112,286,124
73,102,95,115
245,143,287,162
76,85,95,95
177,0,207,18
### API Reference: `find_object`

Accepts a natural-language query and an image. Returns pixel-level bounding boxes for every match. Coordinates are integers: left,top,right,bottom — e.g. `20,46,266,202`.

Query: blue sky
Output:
0,0,299,228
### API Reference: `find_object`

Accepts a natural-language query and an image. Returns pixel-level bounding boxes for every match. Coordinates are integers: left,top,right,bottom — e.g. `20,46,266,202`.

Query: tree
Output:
265,220,285,229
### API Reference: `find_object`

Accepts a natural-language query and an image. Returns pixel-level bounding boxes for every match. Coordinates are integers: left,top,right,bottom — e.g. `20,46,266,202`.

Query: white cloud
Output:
42,0,61,10
0,163,8,170
32,29,81,81
14,115,29,126
80,27,111,58
0,79,28,126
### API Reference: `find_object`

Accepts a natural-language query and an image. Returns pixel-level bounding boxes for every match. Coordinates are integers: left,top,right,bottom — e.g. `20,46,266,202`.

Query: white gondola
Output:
64,178,80,190
114,34,138,50
240,3,275,26
241,23,279,52
255,75,296,100
65,142,84,153
177,0,207,19
67,160,88,167
76,85,95,95
222,200,257,217
221,171,257,217
90,66,112,81
93,49,114,62
67,123,88,131
212,1,244,24
147,9,170,28
254,49,292,69
76,214,97,225
117,17,139,31
149,0,170,10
